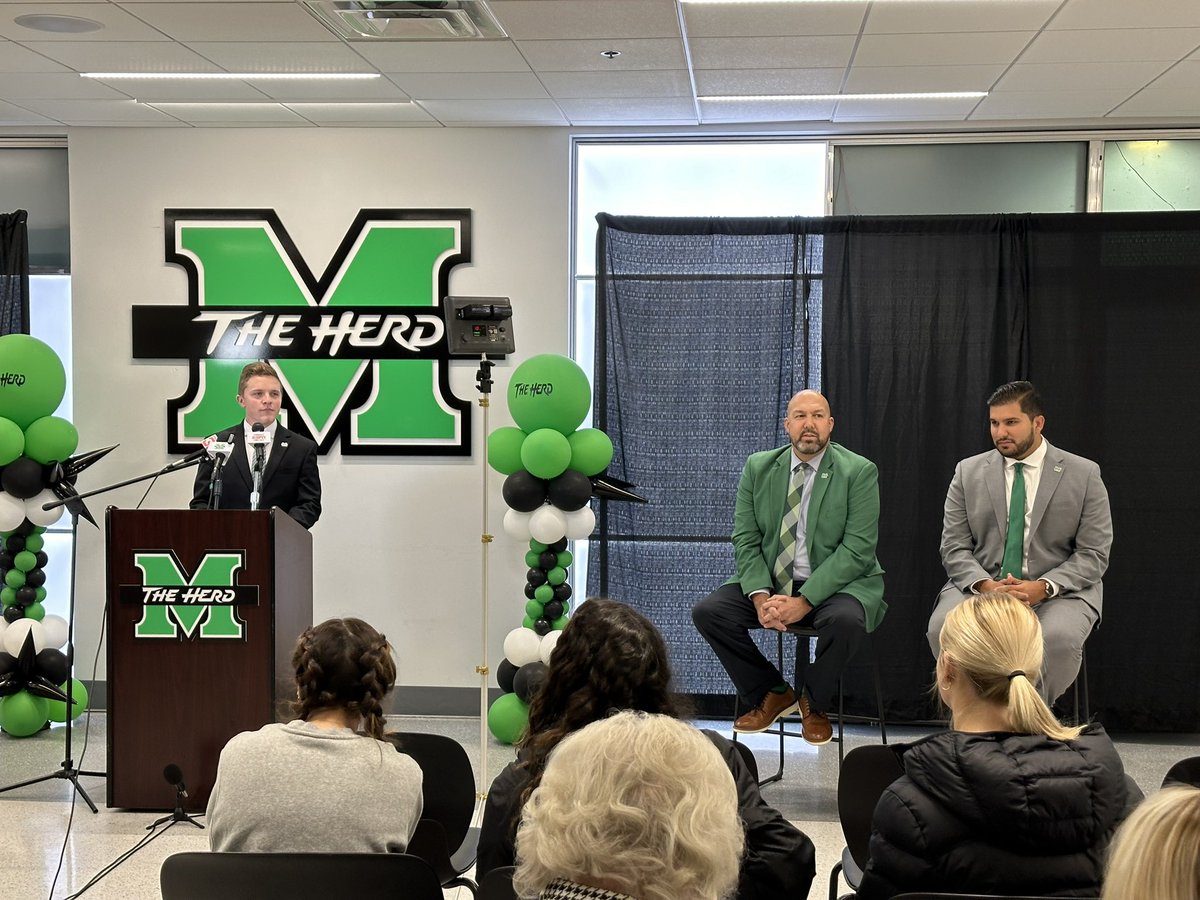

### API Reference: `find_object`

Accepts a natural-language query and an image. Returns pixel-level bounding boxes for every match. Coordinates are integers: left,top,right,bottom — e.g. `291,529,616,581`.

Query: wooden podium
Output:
105,508,312,811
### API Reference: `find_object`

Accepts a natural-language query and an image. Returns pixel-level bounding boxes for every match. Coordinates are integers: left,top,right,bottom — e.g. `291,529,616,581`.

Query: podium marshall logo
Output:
132,209,473,456
122,551,258,639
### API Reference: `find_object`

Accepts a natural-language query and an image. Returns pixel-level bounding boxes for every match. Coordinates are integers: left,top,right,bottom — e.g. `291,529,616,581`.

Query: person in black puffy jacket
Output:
856,592,1140,900
478,598,816,899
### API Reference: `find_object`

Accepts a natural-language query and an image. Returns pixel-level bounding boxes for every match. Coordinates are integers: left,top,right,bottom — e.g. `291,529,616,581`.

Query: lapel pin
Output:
821,472,830,479
281,441,289,448
1053,465,1063,473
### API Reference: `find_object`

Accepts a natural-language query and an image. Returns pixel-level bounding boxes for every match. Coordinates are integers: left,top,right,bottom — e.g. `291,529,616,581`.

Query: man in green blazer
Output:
693,390,885,743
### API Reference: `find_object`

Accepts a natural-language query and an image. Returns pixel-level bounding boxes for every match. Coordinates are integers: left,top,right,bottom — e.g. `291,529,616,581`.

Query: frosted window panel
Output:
0,147,70,272
1103,140,1200,211
833,143,1087,215
575,142,827,276
29,275,73,419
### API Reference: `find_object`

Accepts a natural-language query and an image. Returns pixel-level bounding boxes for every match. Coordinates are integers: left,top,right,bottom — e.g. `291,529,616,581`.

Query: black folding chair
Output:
828,743,905,900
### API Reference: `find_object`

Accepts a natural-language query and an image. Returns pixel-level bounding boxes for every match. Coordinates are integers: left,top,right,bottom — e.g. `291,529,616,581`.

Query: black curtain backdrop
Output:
594,210,1200,732
0,210,30,335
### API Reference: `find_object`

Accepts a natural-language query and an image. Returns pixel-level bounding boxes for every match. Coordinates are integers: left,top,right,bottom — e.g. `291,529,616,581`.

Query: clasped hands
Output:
752,592,814,631
979,574,1049,606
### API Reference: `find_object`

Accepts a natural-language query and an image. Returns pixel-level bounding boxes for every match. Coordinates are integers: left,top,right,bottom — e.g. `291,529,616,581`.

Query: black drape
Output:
0,210,30,335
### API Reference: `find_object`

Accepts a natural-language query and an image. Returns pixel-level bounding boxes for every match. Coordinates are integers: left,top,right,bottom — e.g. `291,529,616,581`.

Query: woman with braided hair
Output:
206,617,423,852
855,592,1139,899
477,598,816,899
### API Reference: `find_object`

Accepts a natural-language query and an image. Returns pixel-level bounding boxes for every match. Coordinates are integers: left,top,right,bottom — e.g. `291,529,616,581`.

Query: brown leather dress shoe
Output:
733,687,799,734
798,694,833,745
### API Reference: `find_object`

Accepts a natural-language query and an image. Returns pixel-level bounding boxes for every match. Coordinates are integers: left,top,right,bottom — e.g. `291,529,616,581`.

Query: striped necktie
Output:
773,463,809,596
1001,461,1025,578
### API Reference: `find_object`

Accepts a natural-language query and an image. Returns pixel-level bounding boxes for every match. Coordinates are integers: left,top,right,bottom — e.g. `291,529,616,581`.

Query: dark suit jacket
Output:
190,423,322,529
729,441,886,631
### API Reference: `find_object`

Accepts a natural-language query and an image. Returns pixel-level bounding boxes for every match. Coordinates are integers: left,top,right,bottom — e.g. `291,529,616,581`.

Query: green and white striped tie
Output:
773,463,809,596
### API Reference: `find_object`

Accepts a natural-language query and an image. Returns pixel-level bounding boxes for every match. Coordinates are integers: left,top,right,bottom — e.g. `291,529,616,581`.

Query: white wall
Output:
67,126,570,697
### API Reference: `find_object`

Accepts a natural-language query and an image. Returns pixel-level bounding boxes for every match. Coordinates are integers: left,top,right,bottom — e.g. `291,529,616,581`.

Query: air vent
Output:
304,1,507,41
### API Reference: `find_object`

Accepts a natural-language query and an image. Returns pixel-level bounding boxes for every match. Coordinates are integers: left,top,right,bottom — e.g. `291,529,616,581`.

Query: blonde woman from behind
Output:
1104,785,1200,900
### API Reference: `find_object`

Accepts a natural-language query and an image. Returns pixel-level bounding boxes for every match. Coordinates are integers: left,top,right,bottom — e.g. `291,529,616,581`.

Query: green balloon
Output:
568,428,614,476
524,598,545,619
24,601,44,621
534,584,554,602
556,550,574,568
506,354,592,435
0,418,24,466
24,533,43,553
520,428,572,480
0,690,49,737
550,615,570,632
13,550,37,572
35,586,46,602
46,678,89,723
547,566,567,586
524,550,540,568
0,335,67,429
4,569,26,589
528,539,549,553
22,416,79,465
0,587,14,607
487,427,527,475
486,692,529,745
521,614,536,631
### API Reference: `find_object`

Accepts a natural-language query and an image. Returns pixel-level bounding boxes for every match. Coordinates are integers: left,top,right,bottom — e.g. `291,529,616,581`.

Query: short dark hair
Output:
238,361,280,395
988,381,1043,418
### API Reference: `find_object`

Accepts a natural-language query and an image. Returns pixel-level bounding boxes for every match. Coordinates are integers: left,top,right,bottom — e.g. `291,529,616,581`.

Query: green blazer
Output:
727,441,886,632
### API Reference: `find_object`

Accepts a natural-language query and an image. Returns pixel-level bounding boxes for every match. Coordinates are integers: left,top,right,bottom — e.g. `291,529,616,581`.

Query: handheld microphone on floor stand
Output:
148,764,205,830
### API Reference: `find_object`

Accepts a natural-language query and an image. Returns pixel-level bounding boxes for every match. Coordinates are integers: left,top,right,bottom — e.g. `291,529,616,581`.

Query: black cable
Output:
133,470,162,509
62,820,174,900
1113,141,1176,211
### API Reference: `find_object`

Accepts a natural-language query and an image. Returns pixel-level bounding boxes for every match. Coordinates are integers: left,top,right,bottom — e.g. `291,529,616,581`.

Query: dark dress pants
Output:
692,584,866,712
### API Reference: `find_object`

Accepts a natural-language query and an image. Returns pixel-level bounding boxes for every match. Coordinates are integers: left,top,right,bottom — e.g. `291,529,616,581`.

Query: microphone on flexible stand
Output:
147,763,204,830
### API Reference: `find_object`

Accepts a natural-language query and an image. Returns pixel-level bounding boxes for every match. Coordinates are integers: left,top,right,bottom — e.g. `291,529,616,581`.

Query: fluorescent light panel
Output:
702,91,987,101
83,72,379,81
137,101,412,107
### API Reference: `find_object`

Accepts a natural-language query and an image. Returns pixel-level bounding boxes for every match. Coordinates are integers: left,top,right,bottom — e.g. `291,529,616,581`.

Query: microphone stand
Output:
208,454,228,510
148,783,205,830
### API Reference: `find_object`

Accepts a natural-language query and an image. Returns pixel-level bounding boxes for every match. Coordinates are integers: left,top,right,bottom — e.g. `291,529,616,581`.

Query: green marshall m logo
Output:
131,209,473,456
122,551,258,639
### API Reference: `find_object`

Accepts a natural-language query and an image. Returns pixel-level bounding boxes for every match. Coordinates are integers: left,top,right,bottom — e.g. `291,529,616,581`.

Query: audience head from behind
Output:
292,616,396,739
937,591,1082,740
514,710,744,900
1104,785,1200,900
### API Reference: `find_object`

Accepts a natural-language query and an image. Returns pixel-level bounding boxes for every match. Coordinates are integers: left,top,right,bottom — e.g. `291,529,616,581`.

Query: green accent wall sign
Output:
131,209,474,456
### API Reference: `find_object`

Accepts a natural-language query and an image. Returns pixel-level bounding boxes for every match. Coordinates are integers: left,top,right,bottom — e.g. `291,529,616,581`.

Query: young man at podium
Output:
190,361,322,528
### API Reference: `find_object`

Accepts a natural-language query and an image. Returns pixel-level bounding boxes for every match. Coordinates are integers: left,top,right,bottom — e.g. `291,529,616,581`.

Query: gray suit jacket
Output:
938,439,1112,615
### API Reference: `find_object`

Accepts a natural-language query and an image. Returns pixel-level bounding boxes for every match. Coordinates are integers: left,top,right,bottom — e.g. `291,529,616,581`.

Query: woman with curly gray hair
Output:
514,711,744,900
206,617,423,853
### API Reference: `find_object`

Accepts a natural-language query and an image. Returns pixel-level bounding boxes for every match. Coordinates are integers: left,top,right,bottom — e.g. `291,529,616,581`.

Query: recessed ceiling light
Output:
14,13,105,33
600,49,622,59
701,91,987,102
82,72,380,81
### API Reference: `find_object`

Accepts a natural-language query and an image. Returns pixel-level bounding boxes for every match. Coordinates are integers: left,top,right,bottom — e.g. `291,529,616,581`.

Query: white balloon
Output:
0,619,7,645
25,490,64,528
3,617,46,656
563,506,597,540
40,614,70,650
0,492,25,532
538,629,563,666
503,626,543,667
528,505,566,544
502,508,532,541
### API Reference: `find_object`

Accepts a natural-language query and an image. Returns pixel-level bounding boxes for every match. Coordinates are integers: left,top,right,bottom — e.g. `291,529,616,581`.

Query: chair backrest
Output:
159,851,443,900
731,738,761,782
387,731,476,851
478,865,517,900
1163,755,1200,788
838,743,905,869
893,894,1099,899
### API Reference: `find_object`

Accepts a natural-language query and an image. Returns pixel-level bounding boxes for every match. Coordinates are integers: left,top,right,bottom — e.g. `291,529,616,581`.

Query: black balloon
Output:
5,535,24,554
543,600,564,621
552,583,572,602
549,538,568,553
548,470,592,511
526,567,548,588
15,586,36,607
35,551,48,568
513,661,549,703
523,582,536,600
1,458,44,500
15,520,35,536
502,471,548,513
537,551,557,570
533,617,552,636
496,658,518,694
35,648,69,686
0,552,12,569
25,568,46,589
3,605,23,623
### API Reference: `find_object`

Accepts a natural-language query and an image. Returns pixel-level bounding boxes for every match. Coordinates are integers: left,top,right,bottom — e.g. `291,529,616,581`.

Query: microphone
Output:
249,424,267,511
163,763,189,799
208,432,235,510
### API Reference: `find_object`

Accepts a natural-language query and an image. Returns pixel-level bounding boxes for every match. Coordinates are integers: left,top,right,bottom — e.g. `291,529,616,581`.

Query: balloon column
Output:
0,334,106,737
484,354,614,745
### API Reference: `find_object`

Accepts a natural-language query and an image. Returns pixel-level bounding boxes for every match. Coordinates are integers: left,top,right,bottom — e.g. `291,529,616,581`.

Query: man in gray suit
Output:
928,381,1112,703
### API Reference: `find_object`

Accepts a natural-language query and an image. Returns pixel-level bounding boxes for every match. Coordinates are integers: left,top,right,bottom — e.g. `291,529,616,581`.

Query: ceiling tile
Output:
695,68,844,96
388,72,548,100
488,0,679,41
184,41,375,72
143,100,310,124
416,97,568,125
0,3,170,41
1108,88,1200,119
690,35,857,70
0,71,130,99
831,96,979,119
1020,28,1200,63
845,64,1004,93
699,97,836,124
970,88,1133,119
865,0,1059,34
0,39,71,72
352,40,531,74
14,96,180,121
558,97,697,124
29,39,222,70
284,102,439,126
1050,0,1200,30
120,2,336,42
0,97,58,125
248,77,410,102
539,69,691,100
682,1,867,39
1135,59,1200,92
91,78,271,101
853,31,1036,67
516,38,685,72
996,61,1171,92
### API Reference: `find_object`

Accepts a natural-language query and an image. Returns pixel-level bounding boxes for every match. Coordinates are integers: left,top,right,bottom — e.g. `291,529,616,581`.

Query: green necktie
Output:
1001,462,1026,579
773,463,809,595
